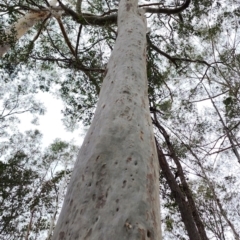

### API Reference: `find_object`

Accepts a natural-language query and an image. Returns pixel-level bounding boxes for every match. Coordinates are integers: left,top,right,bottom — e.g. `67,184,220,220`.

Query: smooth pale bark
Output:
0,12,50,57
52,0,162,239
0,11,46,57
0,0,58,57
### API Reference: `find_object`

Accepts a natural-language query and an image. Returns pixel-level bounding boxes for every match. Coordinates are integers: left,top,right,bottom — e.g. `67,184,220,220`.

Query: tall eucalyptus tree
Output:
1,0,190,239
4,0,237,239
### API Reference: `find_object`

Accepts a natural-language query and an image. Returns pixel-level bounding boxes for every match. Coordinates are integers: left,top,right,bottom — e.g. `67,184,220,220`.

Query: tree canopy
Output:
1,0,240,239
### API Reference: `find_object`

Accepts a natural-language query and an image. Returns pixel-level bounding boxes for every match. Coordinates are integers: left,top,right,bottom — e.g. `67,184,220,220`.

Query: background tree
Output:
0,131,78,240
0,64,78,239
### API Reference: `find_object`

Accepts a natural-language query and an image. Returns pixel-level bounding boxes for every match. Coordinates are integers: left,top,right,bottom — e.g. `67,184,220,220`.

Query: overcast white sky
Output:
18,92,85,148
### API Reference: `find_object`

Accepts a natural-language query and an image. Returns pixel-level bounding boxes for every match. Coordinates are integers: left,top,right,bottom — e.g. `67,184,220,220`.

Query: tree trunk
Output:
0,0,58,57
155,139,201,240
0,12,49,57
52,0,162,239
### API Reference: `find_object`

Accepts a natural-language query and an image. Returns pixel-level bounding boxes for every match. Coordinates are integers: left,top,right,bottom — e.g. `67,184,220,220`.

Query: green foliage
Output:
0,130,78,239
1,0,240,239
165,216,174,231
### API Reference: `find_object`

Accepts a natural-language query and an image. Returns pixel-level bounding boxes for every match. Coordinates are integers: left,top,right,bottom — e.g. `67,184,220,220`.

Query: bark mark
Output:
96,194,106,208
138,228,146,240
146,173,157,231
126,3,133,11
59,231,65,240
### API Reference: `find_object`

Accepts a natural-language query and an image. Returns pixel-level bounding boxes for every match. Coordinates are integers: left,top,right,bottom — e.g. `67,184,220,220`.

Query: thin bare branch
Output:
148,36,212,68
75,24,82,57
55,17,75,56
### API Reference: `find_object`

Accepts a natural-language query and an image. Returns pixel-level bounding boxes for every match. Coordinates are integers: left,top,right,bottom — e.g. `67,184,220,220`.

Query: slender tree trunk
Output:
155,139,201,240
0,0,58,57
52,0,162,239
0,12,48,57
154,119,209,240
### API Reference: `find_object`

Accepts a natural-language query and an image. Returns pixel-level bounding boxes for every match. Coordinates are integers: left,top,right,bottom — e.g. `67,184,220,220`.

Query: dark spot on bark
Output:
127,157,132,162
115,161,118,164
96,155,100,161
132,178,135,181
82,175,85,181
65,220,69,225
140,131,143,140
92,194,96,200
96,178,103,186
105,187,109,198
102,163,106,168
126,3,132,11
88,182,92,187
59,231,65,240
70,199,73,206
116,207,119,212
96,195,106,208
134,161,138,165
127,117,132,121
123,90,130,94
122,180,127,188
138,228,145,240
116,199,119,203
147,230,151,237
102,104,105,108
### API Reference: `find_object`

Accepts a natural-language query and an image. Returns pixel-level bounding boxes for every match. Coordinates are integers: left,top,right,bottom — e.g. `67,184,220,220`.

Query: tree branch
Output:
147,36,212,68
75,24,83,57
202,81,240,164
155,137,201,240
58,0,117,26
55,17,75,56
153,115,209,240
144,0,191,14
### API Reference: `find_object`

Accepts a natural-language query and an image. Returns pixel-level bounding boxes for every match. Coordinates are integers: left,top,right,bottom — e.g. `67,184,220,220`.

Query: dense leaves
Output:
0,130,78,239
1,0,240,239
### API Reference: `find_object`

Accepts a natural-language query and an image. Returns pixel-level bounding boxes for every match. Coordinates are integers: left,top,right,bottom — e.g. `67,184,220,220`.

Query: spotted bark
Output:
52,0,162,239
